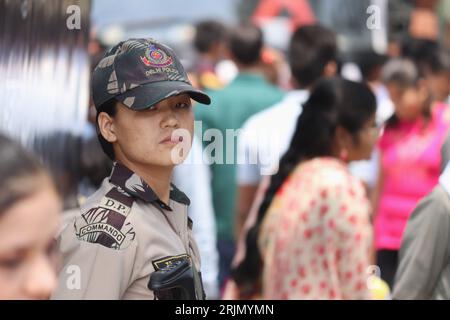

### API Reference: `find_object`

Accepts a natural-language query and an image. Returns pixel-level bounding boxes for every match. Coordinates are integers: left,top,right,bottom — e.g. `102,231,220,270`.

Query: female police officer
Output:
51,38,211,299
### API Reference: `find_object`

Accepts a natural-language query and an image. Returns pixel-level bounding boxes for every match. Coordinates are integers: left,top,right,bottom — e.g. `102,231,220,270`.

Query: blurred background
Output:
4,0,449,207
2,0,450,300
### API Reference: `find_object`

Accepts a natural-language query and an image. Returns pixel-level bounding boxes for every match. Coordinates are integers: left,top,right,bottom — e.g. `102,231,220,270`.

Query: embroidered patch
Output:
140,45,173,67
75,188,136,250
152,254,191,271
99,196,131,217
78,223,126,246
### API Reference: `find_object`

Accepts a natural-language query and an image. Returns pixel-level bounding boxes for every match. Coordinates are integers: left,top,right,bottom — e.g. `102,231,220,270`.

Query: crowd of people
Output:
3,2,450,300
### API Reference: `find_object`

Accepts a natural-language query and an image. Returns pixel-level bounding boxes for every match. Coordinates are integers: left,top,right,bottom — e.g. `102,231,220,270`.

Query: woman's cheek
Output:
406,103,422,117
0,269,19,299
182,109,195,127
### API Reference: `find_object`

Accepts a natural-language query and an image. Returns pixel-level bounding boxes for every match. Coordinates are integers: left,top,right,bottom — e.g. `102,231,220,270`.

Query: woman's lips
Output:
160,135,183,144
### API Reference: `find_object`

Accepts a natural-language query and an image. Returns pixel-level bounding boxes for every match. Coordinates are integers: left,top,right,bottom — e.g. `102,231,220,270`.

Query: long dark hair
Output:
231,77,376,296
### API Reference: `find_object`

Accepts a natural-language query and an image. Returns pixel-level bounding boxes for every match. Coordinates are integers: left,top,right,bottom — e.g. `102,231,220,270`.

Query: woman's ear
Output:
335,126,354,162
335,125,352,150
97,112,117,143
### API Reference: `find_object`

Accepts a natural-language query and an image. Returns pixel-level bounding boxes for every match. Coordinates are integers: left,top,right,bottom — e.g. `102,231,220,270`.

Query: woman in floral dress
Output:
228,77,379,299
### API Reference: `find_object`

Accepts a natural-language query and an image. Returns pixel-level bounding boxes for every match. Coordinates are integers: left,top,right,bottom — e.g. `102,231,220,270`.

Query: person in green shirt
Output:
195,22,284,290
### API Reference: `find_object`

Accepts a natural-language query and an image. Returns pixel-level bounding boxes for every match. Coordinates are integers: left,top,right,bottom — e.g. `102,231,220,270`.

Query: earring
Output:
340,148,349,162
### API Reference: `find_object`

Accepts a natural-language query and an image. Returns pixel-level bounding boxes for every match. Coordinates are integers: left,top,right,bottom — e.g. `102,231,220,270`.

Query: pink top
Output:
375,103,450,250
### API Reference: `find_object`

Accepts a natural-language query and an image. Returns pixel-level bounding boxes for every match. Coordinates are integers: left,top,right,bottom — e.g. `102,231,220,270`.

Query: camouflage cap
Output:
92,38,211,110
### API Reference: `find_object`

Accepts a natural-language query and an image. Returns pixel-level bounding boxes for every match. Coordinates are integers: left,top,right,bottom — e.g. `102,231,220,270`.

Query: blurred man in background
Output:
191,20,228,91
235,24,337,240
195,22,284,292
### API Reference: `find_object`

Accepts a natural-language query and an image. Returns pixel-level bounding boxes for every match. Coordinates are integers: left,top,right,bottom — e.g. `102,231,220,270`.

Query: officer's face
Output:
102,93,194,168
0,180,61,300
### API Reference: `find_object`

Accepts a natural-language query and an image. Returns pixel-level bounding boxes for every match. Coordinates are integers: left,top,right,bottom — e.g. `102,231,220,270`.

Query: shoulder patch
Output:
75,187,136,250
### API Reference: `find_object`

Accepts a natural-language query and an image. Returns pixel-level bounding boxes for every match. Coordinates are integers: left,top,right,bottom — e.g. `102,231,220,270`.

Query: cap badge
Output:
140,45,173,67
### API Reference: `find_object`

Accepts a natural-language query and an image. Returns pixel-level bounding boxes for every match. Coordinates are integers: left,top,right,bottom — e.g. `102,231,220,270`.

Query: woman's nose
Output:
23,255,57,300
160,108,179,128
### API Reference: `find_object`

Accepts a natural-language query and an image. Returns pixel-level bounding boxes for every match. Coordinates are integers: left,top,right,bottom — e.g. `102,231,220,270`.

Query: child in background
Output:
373,58,450,289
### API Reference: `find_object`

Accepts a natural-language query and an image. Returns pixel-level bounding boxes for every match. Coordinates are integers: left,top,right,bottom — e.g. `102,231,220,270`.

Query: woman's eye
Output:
176,102,191,109
0,257,22,270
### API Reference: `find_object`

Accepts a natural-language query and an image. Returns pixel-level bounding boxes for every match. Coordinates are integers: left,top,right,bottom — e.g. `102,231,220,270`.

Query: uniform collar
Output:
109,162,190,210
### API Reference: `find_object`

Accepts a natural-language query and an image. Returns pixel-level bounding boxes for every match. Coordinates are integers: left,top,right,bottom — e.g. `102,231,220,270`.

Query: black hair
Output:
355,50,389,82
289,25,337,88
228,22,263,65
401,37,439,73
402,39,450,79
81,134,113,189
194,20,227,53
231,77,376,297
0,133,54,214
96,99,118,161
423,47,450,75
